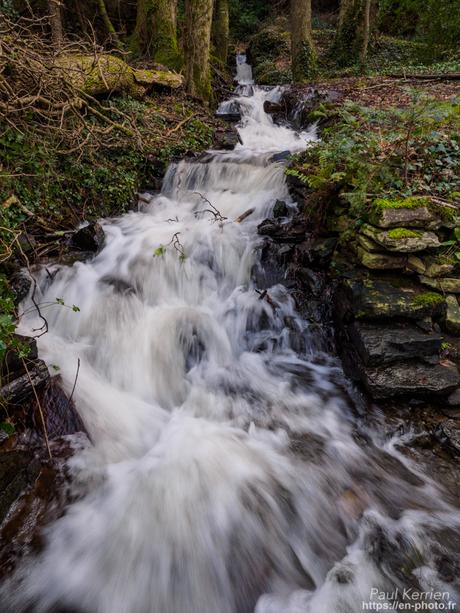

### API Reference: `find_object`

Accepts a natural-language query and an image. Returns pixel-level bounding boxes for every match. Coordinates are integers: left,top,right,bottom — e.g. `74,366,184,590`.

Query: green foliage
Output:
0,421,15,437
0,274,30,365
228,0,270,40
288,96,460,223
378,0,460,57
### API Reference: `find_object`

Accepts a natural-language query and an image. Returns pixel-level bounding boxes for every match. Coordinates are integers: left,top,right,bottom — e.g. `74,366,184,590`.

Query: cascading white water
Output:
3,59,460,613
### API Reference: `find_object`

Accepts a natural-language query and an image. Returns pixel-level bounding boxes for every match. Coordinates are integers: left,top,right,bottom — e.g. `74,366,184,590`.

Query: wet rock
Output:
445,295,460,334
273,200,289,218
447,388,460,406
42,378,86,439
70,222,104,252
0,359,49,406
213,125,242,150
420,275,460,294
0,448,42,527
361,360,460,399
350,322,442,367
0,435,87,579
357,246,406,270
415,316,434,332
257,218,307,243
279,87,342,128
435,419,460,455
361,224,440,252
336,277,445,322
263,101,283,115
9,271,32,305
369,205,438,229
270,151,291,163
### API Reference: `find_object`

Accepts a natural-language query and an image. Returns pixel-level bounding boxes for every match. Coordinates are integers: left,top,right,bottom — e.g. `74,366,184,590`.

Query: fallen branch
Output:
166,113,196,137
235,208,255,223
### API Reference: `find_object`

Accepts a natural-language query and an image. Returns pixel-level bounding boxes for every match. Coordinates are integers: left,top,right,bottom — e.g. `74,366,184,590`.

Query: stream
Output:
3,58,460,613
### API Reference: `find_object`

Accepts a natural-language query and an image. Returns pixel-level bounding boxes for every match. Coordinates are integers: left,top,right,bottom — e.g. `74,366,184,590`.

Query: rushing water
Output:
4,60,460,612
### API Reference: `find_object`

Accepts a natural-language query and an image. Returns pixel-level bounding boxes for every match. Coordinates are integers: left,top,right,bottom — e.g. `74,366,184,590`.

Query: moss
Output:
373,196,430,210
449,191,460,202
387,227,423,238
412,292,444,307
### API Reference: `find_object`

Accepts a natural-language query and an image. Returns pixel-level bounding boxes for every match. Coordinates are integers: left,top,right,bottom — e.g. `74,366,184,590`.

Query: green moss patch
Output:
387,228,423,239
412,292,445,307
373,196,431,210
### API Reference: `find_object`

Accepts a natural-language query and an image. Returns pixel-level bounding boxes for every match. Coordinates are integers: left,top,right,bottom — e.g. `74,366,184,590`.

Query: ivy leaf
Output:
0,422,15,436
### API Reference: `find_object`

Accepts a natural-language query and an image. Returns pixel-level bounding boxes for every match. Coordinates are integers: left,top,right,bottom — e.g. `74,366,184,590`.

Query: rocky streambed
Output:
0,80,459,608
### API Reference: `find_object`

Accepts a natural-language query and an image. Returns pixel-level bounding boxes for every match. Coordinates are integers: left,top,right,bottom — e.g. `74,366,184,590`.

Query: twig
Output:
67,357,80,410
193,191,227,222
166,113,196,136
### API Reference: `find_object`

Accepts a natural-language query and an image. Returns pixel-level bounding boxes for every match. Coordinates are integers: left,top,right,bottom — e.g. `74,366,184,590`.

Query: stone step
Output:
350,322,442,366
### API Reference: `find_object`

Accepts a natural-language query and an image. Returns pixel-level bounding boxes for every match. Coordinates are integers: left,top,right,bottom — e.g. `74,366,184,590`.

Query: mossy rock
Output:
372,196,457,227
55,54,183,98
361,224,440,253
420,276,460,294
445,295,460,335
357,246,406,270
408,254,457,278
341,277,445,321
370,200,438,230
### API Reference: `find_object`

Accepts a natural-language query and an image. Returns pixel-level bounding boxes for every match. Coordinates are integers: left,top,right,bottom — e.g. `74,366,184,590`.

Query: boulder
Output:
361,224,440,253
263,101,283,115
349,322,442,366
213,126,242,150
70,222,105,252
257,218,307,243
273,200,289,218
357,246,406,270
420,276,460,294
445,295,460,335
369,206,438,229
337,277,445,321
361,360,460,399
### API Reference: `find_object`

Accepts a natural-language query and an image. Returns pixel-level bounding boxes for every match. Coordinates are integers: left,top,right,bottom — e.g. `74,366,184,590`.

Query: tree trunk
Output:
360,0,371,65
97,0,122,48
333,0,372,68
212,0,229,64
133,0,181,69
48,0,64,50
184,0,214,103
290,0,316,83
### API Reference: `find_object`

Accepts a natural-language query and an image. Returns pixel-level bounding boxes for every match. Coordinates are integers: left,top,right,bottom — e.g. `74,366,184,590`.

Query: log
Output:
389,72,460,81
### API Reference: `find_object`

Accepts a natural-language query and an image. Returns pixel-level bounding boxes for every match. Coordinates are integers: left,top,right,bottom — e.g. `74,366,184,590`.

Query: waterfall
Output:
3,58,460,613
